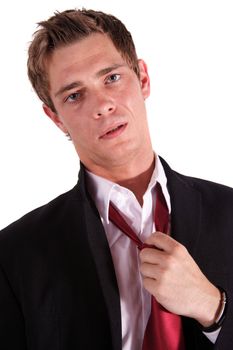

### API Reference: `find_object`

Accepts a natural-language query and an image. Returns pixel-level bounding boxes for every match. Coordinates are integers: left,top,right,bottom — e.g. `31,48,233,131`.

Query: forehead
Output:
47,33,126,90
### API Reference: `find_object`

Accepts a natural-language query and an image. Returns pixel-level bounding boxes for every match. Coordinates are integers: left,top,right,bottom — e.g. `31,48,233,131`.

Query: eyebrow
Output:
55,82,82,98
54,63,125,98
96,64,125,78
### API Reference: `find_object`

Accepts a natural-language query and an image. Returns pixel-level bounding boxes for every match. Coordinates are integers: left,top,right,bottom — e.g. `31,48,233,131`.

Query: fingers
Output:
139,232,190,309
140,244,165,264
140,232,187,265
142,277,158,297
139,234,173,287
144,231,181,252
139,232,180,279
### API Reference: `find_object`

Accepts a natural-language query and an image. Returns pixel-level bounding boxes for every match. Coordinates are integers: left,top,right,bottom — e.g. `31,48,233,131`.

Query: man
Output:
0,8,232,350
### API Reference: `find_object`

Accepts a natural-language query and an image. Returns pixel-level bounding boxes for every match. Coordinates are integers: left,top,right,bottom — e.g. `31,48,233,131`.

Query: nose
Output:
92,92,116,119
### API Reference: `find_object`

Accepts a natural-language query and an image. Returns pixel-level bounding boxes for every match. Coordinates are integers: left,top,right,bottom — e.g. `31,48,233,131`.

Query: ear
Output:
43,104,68,134
138,59,150,99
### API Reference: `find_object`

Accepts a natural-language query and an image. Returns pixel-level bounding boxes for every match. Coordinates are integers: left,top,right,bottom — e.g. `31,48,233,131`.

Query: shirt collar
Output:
85,154,171,224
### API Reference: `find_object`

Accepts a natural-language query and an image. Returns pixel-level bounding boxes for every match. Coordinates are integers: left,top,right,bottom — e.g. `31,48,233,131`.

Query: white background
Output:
0,0,233,229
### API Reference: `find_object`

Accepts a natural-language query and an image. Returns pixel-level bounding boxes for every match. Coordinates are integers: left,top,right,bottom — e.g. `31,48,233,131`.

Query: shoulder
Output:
160,156,233,205
0,184,83,243
177,170,233,195
177,171,233,203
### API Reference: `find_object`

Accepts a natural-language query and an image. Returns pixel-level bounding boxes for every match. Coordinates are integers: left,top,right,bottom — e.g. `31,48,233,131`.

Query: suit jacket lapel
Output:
160,157,202,258
160,158,205,347
77,164,122,350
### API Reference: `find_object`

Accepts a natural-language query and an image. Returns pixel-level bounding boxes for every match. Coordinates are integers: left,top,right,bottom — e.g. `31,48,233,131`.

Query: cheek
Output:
70,122,95,146
125,90,146,117
125,81,145,103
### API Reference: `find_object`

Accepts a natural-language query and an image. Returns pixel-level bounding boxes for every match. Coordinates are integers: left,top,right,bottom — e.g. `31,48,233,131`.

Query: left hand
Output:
139,232,221,327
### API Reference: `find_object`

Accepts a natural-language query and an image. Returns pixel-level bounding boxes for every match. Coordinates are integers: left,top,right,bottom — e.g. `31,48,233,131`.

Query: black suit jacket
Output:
0,158,233,349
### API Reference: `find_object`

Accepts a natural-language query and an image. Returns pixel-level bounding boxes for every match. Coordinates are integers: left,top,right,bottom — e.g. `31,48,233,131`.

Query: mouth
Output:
100,123,127,139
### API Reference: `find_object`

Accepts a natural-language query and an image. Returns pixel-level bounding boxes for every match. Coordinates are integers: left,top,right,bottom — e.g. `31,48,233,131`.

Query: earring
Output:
65,133,72,141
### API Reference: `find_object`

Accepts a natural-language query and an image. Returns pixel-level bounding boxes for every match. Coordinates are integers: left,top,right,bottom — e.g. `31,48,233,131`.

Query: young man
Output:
0,9,232,349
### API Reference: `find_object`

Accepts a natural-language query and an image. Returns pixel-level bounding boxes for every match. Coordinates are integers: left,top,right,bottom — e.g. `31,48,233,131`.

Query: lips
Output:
100,123,127,139
106,125,123,135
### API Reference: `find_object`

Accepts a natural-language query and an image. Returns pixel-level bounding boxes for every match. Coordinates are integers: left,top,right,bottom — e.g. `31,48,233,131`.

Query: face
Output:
44,33,152,176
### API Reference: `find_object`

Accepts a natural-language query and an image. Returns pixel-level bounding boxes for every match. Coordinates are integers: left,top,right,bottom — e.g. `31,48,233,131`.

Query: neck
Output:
86,150,156,206
117,158,155,206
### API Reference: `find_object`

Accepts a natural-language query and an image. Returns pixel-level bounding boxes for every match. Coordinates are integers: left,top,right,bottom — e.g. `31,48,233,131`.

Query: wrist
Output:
193,284,221,327
201,286,227,332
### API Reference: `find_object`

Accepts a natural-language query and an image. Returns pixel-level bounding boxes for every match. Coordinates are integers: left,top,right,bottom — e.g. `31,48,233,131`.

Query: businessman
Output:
0,8,232,349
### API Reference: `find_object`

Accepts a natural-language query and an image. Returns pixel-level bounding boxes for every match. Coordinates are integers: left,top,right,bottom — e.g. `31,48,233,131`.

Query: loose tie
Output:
109,183,185,350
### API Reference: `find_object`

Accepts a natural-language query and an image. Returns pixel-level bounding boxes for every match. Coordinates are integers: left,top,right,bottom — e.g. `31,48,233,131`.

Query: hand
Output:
139,232,221,327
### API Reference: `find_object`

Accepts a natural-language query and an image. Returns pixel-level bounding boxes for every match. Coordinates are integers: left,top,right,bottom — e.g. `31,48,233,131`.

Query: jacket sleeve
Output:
215,288,233,349
0,264,27,350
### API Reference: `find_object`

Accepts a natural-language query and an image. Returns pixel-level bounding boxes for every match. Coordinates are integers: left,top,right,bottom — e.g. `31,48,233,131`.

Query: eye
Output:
106,74,120,84
65,92,81,103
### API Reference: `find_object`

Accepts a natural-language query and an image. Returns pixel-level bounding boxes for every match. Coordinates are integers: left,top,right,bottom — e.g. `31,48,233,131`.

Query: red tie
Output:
109,183,185,350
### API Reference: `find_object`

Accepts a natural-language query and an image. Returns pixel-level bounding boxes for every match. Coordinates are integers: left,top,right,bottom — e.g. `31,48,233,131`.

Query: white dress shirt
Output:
86,155,219,349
